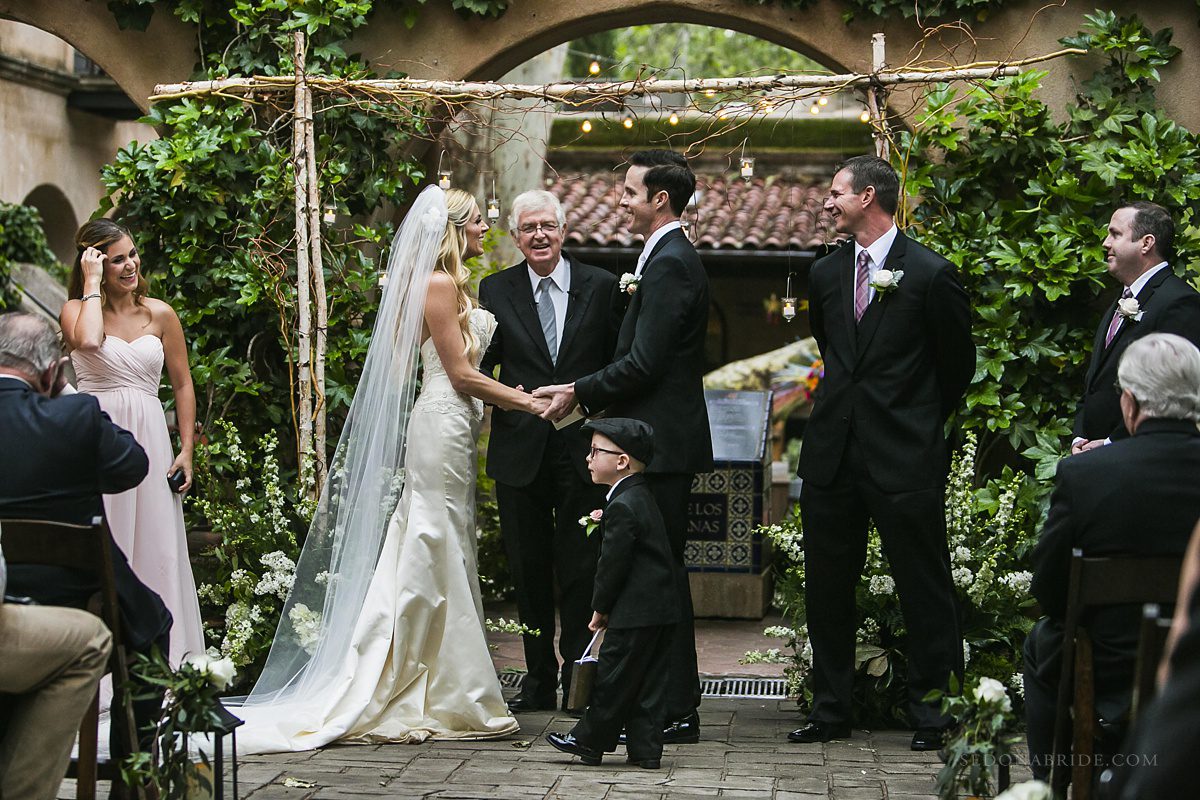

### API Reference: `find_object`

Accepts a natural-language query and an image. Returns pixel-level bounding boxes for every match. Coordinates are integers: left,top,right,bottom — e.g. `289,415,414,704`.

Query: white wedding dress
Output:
233,307,518,752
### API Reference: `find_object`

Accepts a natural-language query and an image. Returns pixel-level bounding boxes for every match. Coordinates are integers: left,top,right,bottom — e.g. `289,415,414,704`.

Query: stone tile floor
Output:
59,606,1031,798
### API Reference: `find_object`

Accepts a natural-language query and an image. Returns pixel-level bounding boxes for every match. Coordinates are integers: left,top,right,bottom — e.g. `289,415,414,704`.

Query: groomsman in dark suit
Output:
0,311,172,765
1072,201,1200,453
536,150,714,743
1023,333,1200,781
791,156,975,750
479,190,622,712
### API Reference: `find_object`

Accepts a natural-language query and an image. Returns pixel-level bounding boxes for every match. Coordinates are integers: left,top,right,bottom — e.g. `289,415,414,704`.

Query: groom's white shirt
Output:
633,220,682,279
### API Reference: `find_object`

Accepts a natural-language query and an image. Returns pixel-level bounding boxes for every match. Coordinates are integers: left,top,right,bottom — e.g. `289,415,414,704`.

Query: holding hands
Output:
533,383,578,421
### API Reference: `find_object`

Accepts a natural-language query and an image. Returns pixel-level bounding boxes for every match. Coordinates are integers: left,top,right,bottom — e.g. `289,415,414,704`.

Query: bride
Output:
228,185,547,752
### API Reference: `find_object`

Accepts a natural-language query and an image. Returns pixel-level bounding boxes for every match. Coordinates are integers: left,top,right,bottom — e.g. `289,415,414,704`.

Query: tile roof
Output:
545,172,836,251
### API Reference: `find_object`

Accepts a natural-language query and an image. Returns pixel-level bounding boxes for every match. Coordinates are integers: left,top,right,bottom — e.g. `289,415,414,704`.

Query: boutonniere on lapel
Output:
578,509,603,537
1116,296,1144,323
619,273,641,295
869,268,904,299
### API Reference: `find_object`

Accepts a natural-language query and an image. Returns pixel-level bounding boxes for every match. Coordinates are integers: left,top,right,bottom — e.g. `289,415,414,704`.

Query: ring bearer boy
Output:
546,418,680,770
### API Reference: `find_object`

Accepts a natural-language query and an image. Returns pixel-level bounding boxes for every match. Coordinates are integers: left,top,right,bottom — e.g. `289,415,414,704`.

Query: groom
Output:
479,190,622,711
536,149,713,743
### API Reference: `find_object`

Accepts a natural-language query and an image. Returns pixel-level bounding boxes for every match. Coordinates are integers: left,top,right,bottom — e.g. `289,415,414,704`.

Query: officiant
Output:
479,190,623,712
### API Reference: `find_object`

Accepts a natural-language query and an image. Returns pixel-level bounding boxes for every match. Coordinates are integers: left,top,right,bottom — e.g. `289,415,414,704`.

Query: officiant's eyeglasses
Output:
588,445,624,458
517,222,560,235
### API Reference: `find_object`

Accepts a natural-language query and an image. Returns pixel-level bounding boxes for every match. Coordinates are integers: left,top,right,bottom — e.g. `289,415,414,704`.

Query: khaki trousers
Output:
0,604,112,800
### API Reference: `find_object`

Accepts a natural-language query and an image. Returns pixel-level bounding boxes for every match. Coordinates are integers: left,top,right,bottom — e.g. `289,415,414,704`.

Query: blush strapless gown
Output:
72,335,206,664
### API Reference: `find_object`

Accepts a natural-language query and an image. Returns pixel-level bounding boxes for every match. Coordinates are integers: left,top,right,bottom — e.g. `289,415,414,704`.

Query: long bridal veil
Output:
229,185,448,712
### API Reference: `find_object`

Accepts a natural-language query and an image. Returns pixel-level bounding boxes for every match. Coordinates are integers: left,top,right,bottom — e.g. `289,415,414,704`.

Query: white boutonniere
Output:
869,268,904,297
619,272,640,295
1116,296,1144,322
578,509,603,537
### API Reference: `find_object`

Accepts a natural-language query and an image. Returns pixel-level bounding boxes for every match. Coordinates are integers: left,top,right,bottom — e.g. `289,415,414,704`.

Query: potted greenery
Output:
931,676,1023,800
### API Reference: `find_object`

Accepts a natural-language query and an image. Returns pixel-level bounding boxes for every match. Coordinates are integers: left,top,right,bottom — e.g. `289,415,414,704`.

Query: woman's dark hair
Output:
68,219,147,303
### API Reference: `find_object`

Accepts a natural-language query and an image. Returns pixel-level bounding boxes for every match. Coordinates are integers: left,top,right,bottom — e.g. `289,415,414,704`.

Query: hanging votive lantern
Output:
782,274,797,322
739,138,754,181
436,150,451,190
486,178,500,222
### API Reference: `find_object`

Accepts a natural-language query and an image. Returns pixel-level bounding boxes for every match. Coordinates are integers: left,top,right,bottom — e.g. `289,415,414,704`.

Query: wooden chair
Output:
1050,549,1183,800
1129,603,1173,724
0,516,144,800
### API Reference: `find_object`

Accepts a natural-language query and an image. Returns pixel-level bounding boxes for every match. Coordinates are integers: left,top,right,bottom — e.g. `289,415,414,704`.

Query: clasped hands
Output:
530,383,577,422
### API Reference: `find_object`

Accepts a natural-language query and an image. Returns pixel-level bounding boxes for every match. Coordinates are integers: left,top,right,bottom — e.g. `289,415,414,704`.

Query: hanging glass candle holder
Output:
782,273,797,322
436,150,451,190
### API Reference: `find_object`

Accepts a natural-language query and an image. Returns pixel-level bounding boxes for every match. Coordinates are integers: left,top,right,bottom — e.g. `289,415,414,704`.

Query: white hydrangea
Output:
999,570,1033,595
314,570,331,586
763,626,796,640
963,639,972,666
1009,671,1025,699
952,545,972,565
289,603,323,654
952,566,974,588
868,574,896,596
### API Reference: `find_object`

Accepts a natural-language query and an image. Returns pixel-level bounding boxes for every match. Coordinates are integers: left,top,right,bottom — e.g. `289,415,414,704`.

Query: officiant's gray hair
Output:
0,312,61,374
508,190,565,232
1117,332,1200,422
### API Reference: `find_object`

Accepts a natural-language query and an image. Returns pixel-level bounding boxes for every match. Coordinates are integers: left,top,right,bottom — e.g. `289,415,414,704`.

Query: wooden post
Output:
868,33,890,160
292,31,314,495
304,82,328,496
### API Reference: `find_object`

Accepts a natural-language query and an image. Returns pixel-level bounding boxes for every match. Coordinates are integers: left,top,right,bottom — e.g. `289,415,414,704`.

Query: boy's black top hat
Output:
582,418,654,465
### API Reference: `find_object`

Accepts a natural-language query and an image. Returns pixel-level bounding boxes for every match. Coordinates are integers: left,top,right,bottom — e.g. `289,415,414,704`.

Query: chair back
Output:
1051,549,1184,800
1130,603,1174,723
0,515,140,800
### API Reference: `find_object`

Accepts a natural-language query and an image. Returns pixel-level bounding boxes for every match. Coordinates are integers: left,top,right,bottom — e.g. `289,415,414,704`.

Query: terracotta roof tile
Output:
545,172,836,251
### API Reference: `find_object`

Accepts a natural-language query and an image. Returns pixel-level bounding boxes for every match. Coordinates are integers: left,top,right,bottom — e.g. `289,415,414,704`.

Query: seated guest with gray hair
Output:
0,535,113,800
1023,332,1200,781
0,311,171,778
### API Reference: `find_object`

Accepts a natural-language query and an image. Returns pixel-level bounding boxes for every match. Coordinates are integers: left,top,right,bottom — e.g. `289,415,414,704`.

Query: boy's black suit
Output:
798,231,975,730
1022,417,1200,778
0,376,172,757
1074,267,1200,442
570,473,680,760
478,255,622,703
573,227,713,720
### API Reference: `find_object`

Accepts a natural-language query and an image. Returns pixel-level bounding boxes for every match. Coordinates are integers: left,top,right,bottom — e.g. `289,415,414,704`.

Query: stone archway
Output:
22,183,77,263
4,1,1200,128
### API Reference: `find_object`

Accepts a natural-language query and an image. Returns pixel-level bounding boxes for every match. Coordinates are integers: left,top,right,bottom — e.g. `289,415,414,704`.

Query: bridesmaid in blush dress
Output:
60,219,205,665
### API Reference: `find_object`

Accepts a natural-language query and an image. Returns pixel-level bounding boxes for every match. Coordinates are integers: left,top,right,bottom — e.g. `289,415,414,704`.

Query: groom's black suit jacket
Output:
1074,267,1200,442
0,377,171,652
479,254,622,484
574,229,714,476
798,232,975,492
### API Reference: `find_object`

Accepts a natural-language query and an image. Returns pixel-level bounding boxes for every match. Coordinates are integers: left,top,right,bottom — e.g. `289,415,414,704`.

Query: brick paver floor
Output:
59,606,1031,798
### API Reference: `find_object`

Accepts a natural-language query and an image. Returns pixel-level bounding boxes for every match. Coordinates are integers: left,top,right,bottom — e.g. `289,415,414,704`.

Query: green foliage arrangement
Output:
191,421,312,679
121,650,238,798
904,11,1200,472
0,202,58,311
100,0,424,448
747,433,1041,726
930,675,1024,800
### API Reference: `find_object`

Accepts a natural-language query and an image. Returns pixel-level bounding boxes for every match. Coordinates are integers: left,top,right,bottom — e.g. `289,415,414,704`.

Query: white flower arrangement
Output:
869,268,904,295
868,574,896,596
999,570,1033,596
619,272,641,294
973,676,1013,712
996,780,1053,800
183,652,238,690
289,603,323,654
1116,296,1144,322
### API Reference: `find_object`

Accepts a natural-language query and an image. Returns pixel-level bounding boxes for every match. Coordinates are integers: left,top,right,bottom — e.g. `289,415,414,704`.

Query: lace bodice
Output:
413,307,496,420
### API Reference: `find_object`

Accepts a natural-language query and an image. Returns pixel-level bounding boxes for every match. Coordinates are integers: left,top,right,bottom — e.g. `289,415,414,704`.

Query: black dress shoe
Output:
662,710,701,744
911,727,948,751
508,694,556,713
626,756,661,769
546,732,603,765
786,721,852,743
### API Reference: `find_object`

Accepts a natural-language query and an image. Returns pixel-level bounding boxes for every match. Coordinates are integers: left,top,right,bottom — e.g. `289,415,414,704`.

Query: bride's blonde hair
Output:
437,189,482,362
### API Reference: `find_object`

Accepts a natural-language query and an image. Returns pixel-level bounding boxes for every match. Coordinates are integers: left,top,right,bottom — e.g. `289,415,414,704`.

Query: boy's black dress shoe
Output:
786,721,852,743
662,710,701,744
546,732,603,765
508,693,556,713
910,727,948,751
626,756,661,769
